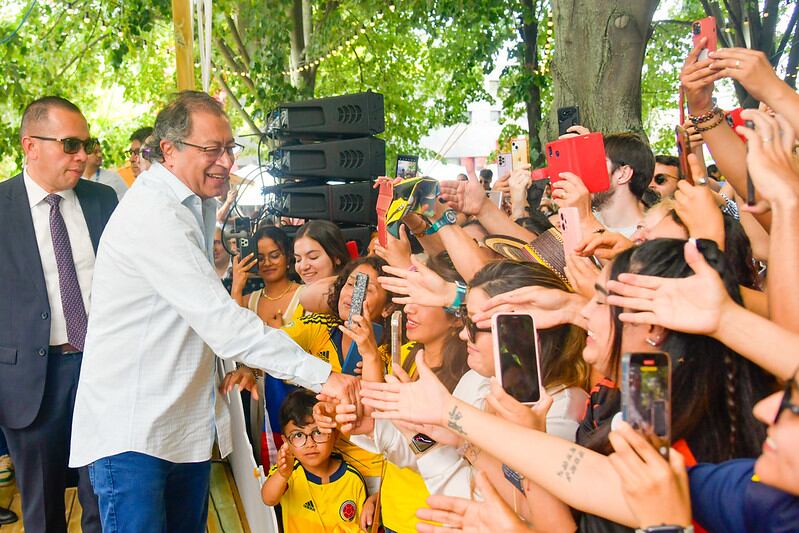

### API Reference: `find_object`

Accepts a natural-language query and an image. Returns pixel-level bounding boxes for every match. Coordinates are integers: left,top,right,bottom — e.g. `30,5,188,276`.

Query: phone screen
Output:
622,352,671,458
495,314,540,404
396,155,419,179
390,310,403,373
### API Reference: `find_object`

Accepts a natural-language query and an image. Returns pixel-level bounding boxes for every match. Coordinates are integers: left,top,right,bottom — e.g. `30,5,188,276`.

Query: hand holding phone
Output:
692,16,717,61
675,125,693,184
511,137,530,170
545,132,610,193
492,313,542,405
390,310,403,374
347,272,369,327
559,207,583,256
237,236,259,274
557,106,581,137
621,352,671,458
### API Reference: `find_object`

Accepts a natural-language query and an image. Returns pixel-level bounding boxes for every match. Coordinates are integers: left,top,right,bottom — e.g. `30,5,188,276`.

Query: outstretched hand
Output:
415,470,531,533
378,255,455,308
606,239,731,336
220,366,259,400
472,285,583,330
440,173,487,216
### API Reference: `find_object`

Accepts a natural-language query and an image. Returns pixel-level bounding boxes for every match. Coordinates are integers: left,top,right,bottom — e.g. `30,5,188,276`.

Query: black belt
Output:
49,344,82,355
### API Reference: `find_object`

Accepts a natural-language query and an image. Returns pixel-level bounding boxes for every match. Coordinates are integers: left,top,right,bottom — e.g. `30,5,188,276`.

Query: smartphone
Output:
744,119,756,206
511,137,530,170
237,236,259,274
497,152,513,179
347,272,369,327
376,179,394,247
559,206,583,256
557,106,581,136
545,132,610,193
692,16,717,61
487,190,503,208
492,313,542,405
390,310,403,374
675,125,693,184
621,352,672,459
395,154,419,179
725,108,749,144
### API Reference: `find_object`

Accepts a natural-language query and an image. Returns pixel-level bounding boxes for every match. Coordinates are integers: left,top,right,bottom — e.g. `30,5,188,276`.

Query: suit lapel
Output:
8,175,47,296
74,180,102,252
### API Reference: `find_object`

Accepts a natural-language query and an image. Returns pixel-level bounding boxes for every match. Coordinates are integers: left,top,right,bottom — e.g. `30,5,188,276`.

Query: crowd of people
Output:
0,37,797,533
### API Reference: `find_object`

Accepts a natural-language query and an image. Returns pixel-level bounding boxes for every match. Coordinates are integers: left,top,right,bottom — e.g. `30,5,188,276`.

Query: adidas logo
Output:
303,500,316,512
318,350,330,362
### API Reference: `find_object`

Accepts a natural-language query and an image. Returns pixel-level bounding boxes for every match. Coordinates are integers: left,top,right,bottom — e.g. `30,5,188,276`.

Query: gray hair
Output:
144,91,227,161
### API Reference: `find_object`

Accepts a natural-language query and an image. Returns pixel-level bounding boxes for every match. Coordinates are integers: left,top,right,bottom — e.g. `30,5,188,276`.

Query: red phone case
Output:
376,179,394,247
545,132,610,193
725,108,748,144
692,16,717,58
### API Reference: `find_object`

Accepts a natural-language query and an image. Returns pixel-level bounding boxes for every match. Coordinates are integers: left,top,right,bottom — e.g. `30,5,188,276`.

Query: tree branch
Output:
773,2,798,64
784,11,799,89
213,64,262,136
225,14,250,66
215,35,257,94
58,31,111,78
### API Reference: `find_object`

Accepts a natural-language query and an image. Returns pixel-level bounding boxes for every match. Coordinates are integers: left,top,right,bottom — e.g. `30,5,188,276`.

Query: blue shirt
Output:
690,459,799,533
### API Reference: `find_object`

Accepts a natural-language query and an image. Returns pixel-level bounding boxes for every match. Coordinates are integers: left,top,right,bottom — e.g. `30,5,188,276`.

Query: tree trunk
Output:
548,0,659,141
519,0,543,164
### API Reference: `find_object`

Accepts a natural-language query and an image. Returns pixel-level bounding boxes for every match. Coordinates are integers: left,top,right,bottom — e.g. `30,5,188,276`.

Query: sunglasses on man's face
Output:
653,173,678,186
30,136,99,155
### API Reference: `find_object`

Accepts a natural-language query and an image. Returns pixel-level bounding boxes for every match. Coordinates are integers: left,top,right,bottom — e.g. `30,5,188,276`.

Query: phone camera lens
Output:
547,147,552,156
692,22,701,35
555,150,560,157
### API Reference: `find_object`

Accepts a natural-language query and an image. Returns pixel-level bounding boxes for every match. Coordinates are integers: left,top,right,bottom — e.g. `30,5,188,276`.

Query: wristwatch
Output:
635,526,694,533
444,281,467,315
425,209,458,235
409,432,437,455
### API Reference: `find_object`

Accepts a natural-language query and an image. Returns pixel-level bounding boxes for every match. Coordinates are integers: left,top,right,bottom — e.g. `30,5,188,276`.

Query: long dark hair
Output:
402,253,470,393
584,238,773,461
295,220,350,275
253,225,295,280
469,260,589,392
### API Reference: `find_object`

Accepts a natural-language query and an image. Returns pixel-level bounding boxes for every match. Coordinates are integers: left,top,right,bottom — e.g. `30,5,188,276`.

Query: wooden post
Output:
172,0,195,91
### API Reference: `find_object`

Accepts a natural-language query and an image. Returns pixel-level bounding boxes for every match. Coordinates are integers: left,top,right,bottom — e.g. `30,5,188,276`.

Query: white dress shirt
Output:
69,162,331,467
24,170,95,345
84,168,128,200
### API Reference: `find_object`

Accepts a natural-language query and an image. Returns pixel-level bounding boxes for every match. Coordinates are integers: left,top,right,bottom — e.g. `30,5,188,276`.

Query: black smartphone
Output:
492,313,542,405
621,352,671,458
557,106,581,136
744,119,756,206
347,272,369,327
395,154,419,179
237,236,259,274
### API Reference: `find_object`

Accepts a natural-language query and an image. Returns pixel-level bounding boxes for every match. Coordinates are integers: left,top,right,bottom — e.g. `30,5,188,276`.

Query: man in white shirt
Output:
69,91,358,531
82,142,128,200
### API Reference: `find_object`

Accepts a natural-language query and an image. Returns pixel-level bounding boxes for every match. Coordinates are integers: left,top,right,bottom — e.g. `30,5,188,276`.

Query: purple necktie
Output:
44,194,88,351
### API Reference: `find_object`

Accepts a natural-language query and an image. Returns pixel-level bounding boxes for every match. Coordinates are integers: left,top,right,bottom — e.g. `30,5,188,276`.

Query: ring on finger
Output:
735,59,741,68
695,176,709,186
762,136,773,143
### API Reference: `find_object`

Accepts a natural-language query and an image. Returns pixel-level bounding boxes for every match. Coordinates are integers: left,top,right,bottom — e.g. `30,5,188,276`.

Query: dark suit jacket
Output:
0,173,117,429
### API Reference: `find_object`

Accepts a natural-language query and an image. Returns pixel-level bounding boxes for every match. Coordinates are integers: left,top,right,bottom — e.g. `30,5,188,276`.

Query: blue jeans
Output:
88,452,210,533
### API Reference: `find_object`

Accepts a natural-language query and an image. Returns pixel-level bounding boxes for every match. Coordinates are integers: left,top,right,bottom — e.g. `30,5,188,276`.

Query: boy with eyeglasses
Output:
262,389,367,532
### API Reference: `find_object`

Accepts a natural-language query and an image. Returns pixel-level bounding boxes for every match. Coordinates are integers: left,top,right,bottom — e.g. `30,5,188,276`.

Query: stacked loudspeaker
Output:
266,91,385,252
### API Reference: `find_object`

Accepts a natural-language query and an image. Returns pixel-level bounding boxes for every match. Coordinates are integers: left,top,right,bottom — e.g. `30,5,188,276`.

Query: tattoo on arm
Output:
556,446,585,483
447,405,466,435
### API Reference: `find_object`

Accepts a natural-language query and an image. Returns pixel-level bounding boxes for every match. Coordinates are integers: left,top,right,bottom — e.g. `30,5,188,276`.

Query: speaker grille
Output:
339,149,366,169
337,193,366,213
337,104,364,124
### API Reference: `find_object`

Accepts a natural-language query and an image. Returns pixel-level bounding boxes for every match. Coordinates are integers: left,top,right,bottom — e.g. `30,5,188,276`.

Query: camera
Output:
692,22,701,35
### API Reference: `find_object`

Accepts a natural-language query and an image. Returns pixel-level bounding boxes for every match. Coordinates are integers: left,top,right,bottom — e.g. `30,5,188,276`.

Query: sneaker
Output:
0,455,14,486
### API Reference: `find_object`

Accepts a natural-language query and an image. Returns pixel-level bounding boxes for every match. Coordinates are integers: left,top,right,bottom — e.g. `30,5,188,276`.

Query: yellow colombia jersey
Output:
268,455,366,533
380,342,433,533
282,313,388,478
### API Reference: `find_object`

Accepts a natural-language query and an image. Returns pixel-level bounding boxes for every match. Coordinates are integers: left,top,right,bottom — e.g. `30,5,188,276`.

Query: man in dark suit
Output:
0,96,117,533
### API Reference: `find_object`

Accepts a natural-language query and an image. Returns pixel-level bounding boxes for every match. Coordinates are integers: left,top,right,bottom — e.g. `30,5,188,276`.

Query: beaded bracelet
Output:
688,106,722,125
694,112,725,133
